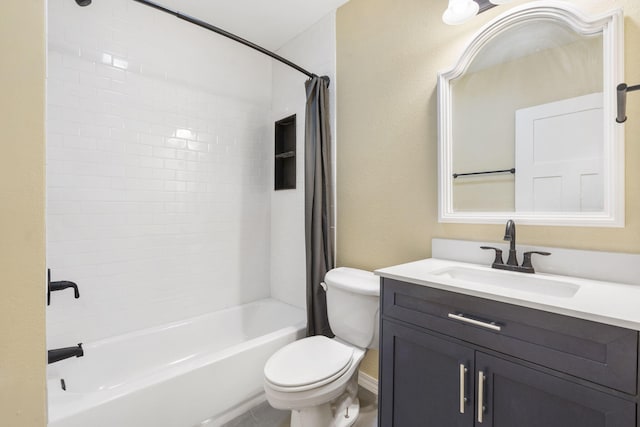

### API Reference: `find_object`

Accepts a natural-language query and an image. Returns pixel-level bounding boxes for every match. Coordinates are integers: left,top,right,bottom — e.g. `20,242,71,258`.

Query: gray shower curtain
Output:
305,75,334,338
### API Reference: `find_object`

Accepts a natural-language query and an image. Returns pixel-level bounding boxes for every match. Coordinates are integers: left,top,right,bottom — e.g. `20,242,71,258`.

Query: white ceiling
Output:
153,0,351,51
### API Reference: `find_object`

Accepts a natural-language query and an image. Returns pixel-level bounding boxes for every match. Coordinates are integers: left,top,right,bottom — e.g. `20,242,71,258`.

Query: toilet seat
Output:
264,343,366,412
264,336,355,392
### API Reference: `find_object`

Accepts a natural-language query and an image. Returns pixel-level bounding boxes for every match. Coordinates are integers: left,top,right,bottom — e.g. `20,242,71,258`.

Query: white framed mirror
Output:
437,1,624,227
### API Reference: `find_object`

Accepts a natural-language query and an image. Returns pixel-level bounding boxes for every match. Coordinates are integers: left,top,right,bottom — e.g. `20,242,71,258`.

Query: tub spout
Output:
48,343,84,364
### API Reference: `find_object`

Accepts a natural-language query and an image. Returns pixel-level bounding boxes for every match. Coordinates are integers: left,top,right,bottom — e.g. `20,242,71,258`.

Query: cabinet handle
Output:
448,313,502,331
459,364,468,414
478,371,486,423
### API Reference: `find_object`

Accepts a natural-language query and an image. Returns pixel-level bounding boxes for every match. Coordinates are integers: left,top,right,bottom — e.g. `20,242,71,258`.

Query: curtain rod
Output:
78,0,322,81
132,0,318,80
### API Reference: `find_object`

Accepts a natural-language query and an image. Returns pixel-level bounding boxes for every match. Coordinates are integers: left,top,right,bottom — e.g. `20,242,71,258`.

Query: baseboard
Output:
358,371,379,395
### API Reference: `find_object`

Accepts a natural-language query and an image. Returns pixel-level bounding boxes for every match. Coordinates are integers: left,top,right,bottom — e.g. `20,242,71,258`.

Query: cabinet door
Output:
380,320,475,427
476,352,636,427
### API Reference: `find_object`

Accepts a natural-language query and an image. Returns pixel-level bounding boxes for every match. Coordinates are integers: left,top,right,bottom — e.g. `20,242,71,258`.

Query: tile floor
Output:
222,387,378,427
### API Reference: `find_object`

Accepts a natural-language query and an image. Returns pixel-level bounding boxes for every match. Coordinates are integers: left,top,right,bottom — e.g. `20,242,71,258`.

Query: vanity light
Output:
442,0,480,25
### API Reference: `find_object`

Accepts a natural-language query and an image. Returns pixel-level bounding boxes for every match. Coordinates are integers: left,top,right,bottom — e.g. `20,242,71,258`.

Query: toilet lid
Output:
264,336,354,388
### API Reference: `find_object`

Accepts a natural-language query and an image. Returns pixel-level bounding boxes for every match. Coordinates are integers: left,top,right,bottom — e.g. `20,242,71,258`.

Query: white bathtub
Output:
47,298,306,427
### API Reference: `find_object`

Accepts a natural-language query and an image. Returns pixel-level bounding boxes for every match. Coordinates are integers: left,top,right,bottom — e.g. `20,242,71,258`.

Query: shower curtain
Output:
304,75,334,337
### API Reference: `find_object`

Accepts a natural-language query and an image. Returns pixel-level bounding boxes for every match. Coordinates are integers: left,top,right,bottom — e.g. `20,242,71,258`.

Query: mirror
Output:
437,2,624,227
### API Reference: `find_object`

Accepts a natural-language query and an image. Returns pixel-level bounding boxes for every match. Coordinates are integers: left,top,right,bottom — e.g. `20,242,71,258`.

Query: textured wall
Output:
47,0,273,347
0,0,47,425
337,0,640,378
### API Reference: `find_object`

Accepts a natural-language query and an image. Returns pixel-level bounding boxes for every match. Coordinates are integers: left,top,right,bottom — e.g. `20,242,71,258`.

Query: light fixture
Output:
442,0,480,25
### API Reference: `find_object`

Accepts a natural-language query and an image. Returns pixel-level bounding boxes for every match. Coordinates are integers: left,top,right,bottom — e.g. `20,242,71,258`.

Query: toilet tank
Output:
325,267,380,349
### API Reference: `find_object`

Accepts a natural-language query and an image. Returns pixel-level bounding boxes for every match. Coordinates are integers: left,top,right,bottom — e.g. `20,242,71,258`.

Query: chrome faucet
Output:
481,220,551,274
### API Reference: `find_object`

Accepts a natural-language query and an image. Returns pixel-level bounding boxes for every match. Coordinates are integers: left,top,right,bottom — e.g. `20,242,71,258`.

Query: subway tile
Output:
94,112,125,129
152,168,176,180
165,138,187,149
79,71,111,90
164,180,187,192
163,159,186,170
96,63,127,81
125,143,153,157
47,133,65,148
63,54,96,73
46,0,276,346
140,133,164,146
152,146,177,159
79,124,111,139
64,135,97,150
98,88,129,105
110,128,139,143
139,156,164,169
176,150,198,161
96,138,125,153
175,171,197,182
126,178,164,191
187,141,208,152
125,166,153,179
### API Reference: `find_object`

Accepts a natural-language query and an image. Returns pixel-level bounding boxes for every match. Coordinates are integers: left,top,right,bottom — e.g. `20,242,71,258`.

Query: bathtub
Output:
47,298,306,427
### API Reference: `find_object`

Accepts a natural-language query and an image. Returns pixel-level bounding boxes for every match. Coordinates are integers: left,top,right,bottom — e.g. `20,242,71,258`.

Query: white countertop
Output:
375,258,640,331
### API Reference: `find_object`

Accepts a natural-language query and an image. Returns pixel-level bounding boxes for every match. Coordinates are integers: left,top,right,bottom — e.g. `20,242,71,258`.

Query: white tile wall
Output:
47,0,274,347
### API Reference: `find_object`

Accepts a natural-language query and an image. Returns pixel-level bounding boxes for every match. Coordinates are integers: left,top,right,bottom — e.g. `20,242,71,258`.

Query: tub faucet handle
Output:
48,269,80,306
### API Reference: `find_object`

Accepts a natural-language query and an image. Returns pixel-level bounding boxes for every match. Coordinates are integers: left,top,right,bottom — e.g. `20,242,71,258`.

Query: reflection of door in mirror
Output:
451,28,603,213
515,93,604,212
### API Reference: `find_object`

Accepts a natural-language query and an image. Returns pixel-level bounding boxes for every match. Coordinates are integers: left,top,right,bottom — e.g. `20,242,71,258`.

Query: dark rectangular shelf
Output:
275,115,296,190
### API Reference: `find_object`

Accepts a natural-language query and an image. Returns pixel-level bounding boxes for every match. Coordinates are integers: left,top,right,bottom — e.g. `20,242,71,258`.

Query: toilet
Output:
263,267,379,427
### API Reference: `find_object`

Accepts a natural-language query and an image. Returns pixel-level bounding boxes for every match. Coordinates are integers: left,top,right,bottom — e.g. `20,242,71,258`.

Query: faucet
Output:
503,219,518,266
48,269,80,306
48,343,84,364
481,220,551,274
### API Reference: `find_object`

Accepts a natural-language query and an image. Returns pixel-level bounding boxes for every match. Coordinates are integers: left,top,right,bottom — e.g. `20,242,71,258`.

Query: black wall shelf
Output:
274,115,296,190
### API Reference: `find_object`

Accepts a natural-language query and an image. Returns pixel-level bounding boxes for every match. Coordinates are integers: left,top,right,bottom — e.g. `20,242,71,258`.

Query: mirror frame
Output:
437,1,624,227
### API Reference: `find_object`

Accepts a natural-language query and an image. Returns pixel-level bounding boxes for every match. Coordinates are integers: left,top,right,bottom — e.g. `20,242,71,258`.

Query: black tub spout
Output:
48,343,84,364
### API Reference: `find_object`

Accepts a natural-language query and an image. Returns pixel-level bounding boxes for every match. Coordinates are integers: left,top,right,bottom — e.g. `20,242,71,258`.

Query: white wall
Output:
46,0,273,347
270,13,338,309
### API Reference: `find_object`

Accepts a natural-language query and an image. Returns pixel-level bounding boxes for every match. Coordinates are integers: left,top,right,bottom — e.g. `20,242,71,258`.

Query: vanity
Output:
376,258,640,427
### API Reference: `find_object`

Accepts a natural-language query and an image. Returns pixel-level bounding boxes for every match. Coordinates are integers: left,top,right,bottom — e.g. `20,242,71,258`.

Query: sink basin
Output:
431,266,580,298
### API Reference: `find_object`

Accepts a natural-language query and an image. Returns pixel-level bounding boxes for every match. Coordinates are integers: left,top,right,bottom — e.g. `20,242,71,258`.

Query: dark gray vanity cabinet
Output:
382,320,475,426
379,278,639,427
477,352,635,427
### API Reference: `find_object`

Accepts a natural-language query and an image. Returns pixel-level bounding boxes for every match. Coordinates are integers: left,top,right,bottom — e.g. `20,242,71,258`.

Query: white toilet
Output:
263,267,379,427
